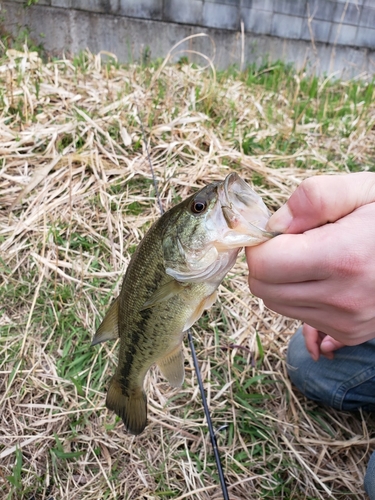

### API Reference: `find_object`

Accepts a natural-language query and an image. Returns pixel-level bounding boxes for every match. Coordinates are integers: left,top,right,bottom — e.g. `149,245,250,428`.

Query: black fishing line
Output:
187,333,230,500
136,104,230,500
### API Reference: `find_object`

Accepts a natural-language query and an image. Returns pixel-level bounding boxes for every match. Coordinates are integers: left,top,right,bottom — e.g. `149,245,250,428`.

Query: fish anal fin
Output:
157,344,185,388
92,297,119,346
106,376,147,435
183,290,218,332
141,280,185,310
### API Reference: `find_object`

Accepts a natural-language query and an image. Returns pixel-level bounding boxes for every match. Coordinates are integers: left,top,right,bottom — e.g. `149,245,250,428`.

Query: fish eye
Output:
191,199,207,214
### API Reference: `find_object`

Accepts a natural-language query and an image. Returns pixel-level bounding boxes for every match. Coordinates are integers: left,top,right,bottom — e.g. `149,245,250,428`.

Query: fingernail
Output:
267,204,293,233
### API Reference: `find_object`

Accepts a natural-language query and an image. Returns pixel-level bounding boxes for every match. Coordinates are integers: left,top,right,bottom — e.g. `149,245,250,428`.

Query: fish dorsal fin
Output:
157,343,185,388
91,297,119,346
140,280,185,310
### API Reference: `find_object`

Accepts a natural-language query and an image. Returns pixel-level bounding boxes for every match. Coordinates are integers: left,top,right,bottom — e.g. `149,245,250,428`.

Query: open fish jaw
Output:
215,172,273,248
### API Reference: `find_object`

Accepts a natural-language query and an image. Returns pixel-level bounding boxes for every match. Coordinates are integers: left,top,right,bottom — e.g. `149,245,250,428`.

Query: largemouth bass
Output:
92,173,274,435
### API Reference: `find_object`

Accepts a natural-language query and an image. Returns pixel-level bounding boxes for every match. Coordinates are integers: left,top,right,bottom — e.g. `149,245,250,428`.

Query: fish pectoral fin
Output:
91,297,119,346
203,290,218,311
157,344,185,388
182,290,218,332
106,376,147,435
140,280,185,311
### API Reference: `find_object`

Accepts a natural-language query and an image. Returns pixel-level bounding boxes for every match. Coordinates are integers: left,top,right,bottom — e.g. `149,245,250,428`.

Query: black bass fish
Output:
92,173,274,434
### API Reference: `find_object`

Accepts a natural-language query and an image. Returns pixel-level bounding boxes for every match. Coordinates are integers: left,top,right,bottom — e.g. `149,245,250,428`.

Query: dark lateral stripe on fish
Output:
120,308,153,384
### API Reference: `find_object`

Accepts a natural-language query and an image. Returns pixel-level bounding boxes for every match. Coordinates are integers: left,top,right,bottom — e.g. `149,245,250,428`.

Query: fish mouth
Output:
220,172,277,239
223,172,253,210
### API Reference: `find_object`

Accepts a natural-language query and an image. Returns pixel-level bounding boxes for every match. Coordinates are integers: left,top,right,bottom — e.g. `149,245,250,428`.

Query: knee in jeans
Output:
286,328,337,406
364,451,375,499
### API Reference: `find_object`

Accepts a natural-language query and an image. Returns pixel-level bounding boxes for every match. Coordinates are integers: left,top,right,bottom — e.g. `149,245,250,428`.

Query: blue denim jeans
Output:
287,328,375,499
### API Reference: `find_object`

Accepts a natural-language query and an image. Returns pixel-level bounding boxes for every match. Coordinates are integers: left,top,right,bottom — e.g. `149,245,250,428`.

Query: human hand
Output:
246,173,375,347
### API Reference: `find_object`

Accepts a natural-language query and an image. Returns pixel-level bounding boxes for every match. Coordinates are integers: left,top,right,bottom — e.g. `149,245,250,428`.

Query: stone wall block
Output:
163,0,203,25
248,0,274,12
329,22,358,45
51,0,71,6
306,0,336,21
273,0,307,17
118,0,163,20
272,13,303,39
300,18,332,43
68,0,119,14
204,0,239,5
356,26,375,47
241,8,273,35
202,2,239,30
359,5,375,28
241,0,253,7
333,2,362,25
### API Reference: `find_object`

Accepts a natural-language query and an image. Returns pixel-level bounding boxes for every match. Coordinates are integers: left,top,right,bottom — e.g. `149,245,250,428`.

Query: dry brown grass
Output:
1,40,375,500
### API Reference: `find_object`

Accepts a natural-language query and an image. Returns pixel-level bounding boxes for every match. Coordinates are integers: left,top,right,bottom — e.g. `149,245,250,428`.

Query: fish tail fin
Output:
106,376,147,435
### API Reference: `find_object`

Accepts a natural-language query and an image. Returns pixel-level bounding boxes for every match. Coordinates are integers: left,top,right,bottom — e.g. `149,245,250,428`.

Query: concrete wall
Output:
2,0,375,77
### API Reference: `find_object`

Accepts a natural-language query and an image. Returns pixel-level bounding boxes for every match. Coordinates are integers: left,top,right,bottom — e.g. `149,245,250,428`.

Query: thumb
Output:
267,172,375,234
320,336,346,355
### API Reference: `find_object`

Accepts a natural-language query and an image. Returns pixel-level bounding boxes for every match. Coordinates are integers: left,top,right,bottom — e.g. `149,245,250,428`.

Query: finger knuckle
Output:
298,177,328,215
333,251,365,279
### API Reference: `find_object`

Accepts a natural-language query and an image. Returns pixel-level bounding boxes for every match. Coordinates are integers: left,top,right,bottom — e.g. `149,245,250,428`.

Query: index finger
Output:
268,172,375,234
302,324,324,361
